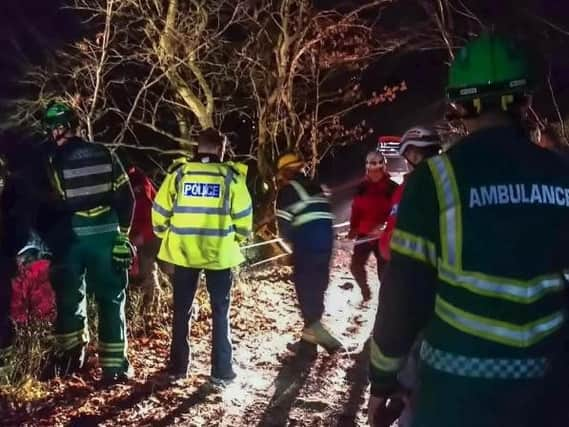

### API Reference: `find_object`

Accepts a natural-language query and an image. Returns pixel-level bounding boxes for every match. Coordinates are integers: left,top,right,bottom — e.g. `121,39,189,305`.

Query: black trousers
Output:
350,238,383,290
293,250,331,326
170,267,234,379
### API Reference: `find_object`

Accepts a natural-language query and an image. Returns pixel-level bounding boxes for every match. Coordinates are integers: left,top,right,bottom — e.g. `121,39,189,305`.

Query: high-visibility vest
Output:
373,127,569,381
152,160,252,269
49,137,129,213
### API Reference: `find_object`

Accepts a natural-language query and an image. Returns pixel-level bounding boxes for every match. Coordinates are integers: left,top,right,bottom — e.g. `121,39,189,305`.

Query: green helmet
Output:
446,34,533,103
43,102,76,130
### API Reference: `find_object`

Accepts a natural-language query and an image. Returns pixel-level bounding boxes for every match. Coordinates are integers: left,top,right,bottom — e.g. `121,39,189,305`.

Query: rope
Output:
241,238,283,250
242,233,381,267
248,252,290,268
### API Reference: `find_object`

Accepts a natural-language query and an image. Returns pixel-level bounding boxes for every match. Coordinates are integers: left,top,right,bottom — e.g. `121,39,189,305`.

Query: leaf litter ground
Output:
2,247,379,427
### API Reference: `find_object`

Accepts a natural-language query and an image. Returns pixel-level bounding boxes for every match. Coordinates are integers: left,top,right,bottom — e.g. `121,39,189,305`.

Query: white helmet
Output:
398,126,441,156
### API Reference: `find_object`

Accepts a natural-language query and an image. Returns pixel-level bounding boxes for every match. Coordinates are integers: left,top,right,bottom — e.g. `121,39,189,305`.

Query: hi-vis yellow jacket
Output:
152,160,252,269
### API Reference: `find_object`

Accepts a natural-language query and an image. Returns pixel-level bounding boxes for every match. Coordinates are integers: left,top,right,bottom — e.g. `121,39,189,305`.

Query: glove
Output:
112,231,136,271
368,395,406,427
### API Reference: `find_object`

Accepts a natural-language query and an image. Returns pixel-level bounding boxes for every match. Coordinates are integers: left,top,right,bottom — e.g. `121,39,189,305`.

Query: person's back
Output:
410,125,569,426
40,101,135,384
155,159,251,269
275,153,342,356
277,173,334,253
367,35,569,427
153,128,252,383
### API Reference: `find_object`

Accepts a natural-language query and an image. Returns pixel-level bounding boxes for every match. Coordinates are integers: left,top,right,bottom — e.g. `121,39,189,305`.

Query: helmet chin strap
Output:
404,156,417,169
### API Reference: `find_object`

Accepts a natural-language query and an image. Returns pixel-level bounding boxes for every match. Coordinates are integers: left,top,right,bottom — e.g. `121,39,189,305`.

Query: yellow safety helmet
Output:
277,153,304,173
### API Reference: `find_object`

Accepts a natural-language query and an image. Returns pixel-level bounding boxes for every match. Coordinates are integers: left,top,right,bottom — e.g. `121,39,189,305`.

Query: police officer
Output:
42,102,135,383
276,153,343,357
152,128,252,384
368,34,569,427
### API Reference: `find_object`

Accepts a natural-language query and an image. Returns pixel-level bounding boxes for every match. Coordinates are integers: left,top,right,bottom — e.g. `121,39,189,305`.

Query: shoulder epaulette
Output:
167,156,191,174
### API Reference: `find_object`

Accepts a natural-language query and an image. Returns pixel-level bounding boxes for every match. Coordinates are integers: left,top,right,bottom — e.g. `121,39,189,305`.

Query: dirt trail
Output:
3,247,379,427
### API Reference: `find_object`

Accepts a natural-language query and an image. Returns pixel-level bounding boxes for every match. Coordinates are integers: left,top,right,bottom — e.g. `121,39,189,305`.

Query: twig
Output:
547,65,566,139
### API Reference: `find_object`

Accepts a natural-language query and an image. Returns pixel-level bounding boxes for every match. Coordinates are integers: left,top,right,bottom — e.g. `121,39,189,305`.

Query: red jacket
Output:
349,176,397,236
379,177,407,261
128,167,157,246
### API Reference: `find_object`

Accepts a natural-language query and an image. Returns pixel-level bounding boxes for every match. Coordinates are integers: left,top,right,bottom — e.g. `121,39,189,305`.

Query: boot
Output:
100,364,135,386
286,340,318,360
303,322,343,354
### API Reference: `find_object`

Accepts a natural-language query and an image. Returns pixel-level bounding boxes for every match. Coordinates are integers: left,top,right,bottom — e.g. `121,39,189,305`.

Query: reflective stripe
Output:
63,164,112,178
233,205,252,219
390,229,437,266
292,211,334,226
56,329,89,351
100,342,126,350
153,225,168,235
100,357,125,363
114,173,129,188
66,183,112,198
152,201,172,218
370,339,405,373
290,180,310,200
174,205,228,215
153,202,172,218
56,329,86,339
439,262,565,303
100,357,125,367
276,209,293,221
428,156,462,268
75,205,111,217
435,296,565,347
169,225,234,236
61,338,85,352
420,341,548,379
73,223,118,236
285,196,328,215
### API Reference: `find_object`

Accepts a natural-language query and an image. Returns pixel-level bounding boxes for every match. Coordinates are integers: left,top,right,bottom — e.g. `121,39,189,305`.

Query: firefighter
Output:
42,102,135,383
368,34,569,427
379,127,442,262
348,150,397,301
152,128,252,384
275,153,343,357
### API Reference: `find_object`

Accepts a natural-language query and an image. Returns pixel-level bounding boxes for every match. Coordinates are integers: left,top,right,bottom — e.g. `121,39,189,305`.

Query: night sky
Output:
0,0,568,173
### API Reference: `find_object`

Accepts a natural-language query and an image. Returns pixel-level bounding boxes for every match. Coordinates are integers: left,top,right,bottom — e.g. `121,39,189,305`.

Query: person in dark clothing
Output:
275,153,343,357
368,34,569,427
42,102,135,384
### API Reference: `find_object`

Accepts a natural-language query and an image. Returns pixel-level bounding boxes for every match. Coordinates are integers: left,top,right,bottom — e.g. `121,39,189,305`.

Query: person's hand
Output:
370,224,385,237
368,395,386,426
112,231,136,271
368,394,407,426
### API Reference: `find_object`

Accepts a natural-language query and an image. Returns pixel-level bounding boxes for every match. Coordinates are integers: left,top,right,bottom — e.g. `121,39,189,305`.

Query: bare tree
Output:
238,0,420,182
4,0,248,147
